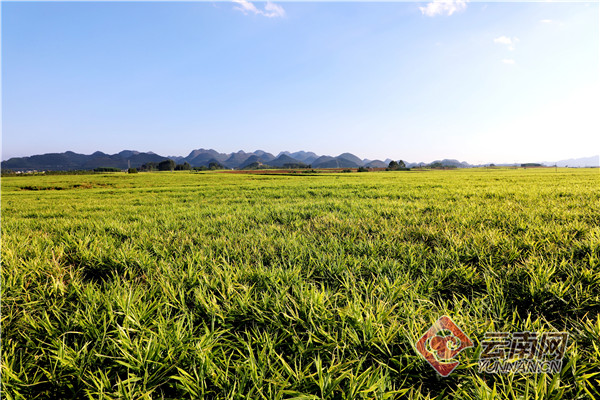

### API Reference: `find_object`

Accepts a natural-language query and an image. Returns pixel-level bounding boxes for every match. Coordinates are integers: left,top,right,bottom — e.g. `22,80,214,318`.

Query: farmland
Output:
1,168,599,399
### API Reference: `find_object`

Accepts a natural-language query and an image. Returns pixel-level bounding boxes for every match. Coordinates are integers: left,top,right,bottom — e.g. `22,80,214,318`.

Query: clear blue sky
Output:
2,1,598,164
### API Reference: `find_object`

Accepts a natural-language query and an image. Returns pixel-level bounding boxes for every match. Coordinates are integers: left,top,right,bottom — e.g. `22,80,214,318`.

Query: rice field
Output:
1,168,599,399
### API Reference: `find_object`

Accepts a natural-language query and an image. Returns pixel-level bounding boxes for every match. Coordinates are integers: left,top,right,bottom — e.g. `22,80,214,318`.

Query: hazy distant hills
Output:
540,155,600,168
0,150,167,171
2,149,598,171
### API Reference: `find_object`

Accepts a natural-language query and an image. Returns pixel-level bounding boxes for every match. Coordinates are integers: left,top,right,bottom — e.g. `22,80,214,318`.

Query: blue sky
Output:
2,1,598,164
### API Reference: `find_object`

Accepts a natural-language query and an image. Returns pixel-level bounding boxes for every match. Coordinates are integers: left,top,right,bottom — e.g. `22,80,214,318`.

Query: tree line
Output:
139,160,225,172
386,160,410,171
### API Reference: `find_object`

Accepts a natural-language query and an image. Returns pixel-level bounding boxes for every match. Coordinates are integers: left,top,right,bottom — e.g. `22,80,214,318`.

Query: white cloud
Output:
232,0,285,18
494,36,512,45
419,0,467,17
233,0,257,14
539,19,564,27
502,59,516,65
263,2,285,18
494,36,519,51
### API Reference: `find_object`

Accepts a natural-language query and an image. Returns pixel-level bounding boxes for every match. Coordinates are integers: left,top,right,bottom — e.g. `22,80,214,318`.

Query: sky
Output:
2,1,599,164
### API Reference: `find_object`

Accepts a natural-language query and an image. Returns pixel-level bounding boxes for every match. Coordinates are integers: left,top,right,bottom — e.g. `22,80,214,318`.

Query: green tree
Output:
141,162,157,171
158,159,176,171
93,167,121,172
175,162,191,171
387,160,410,171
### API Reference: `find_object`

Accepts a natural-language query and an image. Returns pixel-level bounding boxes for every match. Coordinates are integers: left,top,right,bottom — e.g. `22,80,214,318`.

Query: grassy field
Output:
1,168,599,399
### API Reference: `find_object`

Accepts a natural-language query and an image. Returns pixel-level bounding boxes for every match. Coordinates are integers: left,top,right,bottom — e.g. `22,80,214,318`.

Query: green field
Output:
2,168,599,399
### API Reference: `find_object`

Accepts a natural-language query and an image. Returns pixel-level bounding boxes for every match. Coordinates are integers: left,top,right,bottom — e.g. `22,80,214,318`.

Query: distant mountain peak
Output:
540,155,599,167
337,152,364,166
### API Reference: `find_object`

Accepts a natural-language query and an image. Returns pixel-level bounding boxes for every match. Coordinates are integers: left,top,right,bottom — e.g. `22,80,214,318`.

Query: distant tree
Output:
520,163,542,168
282,163,308,169
175,162,191,171
141,162,158,171
127,168,138,174
357,166,368,172
158,159,176,171
208,161,224,170
387,161,399,171
93,167,121,172
387,160,409,171
242,162,266,170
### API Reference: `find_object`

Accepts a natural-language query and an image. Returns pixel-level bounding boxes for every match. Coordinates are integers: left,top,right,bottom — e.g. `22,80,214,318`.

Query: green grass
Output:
2,168,599,399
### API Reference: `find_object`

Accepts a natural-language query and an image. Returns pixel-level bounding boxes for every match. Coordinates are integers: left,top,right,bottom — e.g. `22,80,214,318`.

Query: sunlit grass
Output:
2,168,599,399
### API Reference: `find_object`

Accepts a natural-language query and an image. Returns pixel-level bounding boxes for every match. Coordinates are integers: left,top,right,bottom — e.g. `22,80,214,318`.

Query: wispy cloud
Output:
419,0,467,17
540,19,565,27
494,36,519,51
502,59,516,65
263,2,285,18
232,0,285,18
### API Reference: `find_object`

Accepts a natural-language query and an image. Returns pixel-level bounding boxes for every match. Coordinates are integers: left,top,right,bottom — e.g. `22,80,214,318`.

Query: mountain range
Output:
538,155,600,168
2,149,598,171
1,149,389,171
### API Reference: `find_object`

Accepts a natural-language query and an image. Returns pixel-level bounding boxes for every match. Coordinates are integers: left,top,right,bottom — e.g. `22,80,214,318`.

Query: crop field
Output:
1,168,599,399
